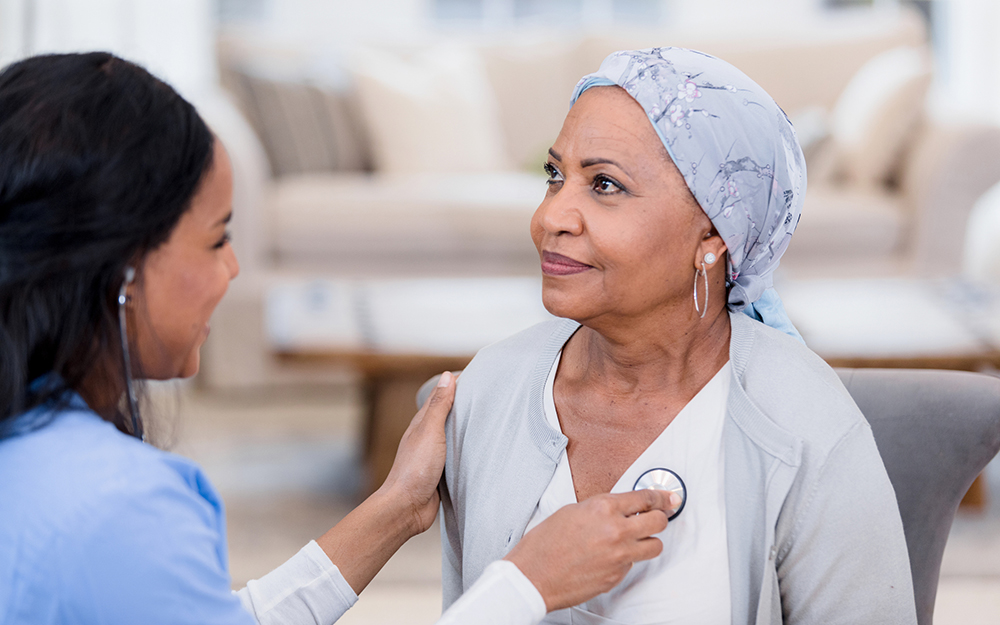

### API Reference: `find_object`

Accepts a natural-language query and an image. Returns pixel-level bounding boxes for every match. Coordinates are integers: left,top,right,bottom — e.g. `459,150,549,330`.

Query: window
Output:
432,0,666,28
216,0,270,25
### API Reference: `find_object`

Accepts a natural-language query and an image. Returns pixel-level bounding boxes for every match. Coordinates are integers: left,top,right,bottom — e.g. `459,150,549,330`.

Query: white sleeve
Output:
436,560,547,625
234,540,358,625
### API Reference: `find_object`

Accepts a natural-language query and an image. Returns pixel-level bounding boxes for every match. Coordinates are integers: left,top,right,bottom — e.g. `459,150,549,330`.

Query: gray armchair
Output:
418,368,1000,624
836,368,1000,625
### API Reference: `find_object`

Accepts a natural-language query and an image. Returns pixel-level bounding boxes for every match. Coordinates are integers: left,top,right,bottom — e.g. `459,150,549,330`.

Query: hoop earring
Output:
118,266,144,442
693,261,709,319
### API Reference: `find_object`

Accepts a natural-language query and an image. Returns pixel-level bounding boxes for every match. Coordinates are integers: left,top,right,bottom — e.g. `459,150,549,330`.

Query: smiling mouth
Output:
541,251,593,276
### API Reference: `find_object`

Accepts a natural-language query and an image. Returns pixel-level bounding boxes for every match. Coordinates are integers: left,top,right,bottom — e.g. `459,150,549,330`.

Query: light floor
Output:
164,381,1000,624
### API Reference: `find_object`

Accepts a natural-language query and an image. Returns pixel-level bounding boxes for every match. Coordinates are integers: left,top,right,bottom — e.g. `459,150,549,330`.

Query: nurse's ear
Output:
119,266,136,303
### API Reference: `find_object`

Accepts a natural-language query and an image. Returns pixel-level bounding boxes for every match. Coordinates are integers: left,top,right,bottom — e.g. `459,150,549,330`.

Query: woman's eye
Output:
593,175,624,194
213,231,232,249
543,163,563,185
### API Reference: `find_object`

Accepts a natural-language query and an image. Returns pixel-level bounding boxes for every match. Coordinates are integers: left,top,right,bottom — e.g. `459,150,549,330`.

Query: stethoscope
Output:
632,468,687,520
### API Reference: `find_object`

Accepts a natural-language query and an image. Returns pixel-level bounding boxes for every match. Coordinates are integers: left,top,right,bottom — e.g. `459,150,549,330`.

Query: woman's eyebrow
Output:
580,157,632,178
548,148,630,175
580,157,629,173
215,211,232,226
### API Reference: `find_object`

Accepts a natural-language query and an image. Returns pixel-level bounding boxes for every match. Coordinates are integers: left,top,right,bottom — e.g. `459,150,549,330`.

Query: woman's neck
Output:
563,305,732,398
76,359,125,422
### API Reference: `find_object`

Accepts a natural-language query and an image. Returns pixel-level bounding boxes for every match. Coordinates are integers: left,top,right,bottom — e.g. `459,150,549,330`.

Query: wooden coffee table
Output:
780,277,1000,372
268,278,552,491
269,276,1000,502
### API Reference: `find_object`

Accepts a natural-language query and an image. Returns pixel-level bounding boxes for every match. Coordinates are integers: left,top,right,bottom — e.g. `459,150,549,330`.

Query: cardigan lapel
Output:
507,320,578,548
724,313,803,625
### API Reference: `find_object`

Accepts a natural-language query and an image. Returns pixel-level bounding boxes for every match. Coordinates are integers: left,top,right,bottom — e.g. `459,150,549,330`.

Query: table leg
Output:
960,473,988,512
363,371,438,494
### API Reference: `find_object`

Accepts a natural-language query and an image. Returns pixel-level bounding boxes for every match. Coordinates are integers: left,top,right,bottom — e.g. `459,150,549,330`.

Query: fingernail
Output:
669,492,681,508
437,371,453,387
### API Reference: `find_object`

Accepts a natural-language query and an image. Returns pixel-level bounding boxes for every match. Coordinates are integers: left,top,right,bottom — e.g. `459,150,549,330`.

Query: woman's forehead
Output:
180,141,233,230
557,87,667,163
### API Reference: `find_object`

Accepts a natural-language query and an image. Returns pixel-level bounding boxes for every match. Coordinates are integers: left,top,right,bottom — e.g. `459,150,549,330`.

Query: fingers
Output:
383,372,456,534
624,506,669,538
414,371,456,424
610,488,679,516
436,370,455,388
631,536,665,563
507,491,674,612
427,370,456,403
618,512,667,567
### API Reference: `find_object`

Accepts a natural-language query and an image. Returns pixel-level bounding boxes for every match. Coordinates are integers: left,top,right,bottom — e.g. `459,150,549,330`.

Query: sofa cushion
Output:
229,69,373,176
783,187,904,263
480,39,583,171
351,45,510,175
268,172,546,271
827,45,932,189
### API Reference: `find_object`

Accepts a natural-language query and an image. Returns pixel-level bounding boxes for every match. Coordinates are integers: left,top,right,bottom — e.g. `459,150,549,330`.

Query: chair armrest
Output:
899,122,1000,276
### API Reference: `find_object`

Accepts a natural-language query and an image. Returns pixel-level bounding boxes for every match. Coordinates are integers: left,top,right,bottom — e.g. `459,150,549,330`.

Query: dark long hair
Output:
0,52,215,437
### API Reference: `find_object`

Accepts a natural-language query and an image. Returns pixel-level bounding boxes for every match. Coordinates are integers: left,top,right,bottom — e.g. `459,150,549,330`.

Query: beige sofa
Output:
200,13,1000,389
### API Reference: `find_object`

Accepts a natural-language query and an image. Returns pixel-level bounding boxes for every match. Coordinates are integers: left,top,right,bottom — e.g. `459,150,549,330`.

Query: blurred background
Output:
4,0,1000,622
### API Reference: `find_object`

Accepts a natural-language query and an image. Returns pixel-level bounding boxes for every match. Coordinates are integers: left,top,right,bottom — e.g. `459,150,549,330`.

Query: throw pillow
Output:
828,45,932,188
229,68,373,177
479,38,582,171
350,44,510,174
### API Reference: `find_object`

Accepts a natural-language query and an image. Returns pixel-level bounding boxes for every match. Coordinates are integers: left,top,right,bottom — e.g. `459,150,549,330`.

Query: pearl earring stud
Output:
704,252,717,265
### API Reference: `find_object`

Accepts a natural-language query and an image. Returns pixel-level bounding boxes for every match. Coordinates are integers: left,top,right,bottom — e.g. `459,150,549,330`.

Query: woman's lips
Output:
541,251,593,276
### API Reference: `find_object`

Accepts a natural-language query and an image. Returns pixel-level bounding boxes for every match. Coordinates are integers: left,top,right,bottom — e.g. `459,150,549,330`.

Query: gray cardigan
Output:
441,312,918,624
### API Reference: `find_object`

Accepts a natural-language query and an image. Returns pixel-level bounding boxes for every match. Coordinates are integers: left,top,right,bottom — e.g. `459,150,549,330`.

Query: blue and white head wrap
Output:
571,48,805,340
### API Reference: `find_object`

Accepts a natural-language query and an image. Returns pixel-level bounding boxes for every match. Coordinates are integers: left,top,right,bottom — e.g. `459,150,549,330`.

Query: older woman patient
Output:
442,48,917,624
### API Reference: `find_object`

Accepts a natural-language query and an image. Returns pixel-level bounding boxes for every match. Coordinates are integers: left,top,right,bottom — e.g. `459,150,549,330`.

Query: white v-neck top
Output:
525,353,733,625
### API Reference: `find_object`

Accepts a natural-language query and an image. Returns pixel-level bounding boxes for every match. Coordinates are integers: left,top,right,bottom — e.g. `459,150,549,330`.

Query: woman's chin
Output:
541,290,591,322
177,359,201,378
178,351,201,379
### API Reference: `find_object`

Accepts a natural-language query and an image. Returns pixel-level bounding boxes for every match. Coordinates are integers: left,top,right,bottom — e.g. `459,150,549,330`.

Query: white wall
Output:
0,0,24,64
672,0,819,28
223,0,431,57
216,0,913,78
0,0,217,99
931,0,1000,124
927,0,1000,279
0,0,270,275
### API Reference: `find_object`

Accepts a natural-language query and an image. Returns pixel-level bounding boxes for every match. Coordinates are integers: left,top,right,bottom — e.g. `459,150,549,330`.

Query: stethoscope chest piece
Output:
633,467,686,520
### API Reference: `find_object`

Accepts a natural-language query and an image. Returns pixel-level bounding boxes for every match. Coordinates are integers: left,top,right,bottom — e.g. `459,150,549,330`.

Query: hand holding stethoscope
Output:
633,468,686,520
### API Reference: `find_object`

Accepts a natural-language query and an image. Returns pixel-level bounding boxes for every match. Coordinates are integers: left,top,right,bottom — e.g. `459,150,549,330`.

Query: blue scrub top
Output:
0,393,253,624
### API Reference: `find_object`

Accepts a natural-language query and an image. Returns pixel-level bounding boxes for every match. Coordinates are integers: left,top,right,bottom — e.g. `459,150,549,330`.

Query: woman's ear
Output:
694,232,728,271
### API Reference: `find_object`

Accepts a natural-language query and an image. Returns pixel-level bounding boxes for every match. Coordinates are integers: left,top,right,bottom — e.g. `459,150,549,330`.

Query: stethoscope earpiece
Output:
633,467,687,521
118,265,143,441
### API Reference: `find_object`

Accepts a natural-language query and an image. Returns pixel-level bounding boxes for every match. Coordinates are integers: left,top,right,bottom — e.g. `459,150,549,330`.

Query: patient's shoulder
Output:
735,314,866,443
462,317,576,380
450,318,574,428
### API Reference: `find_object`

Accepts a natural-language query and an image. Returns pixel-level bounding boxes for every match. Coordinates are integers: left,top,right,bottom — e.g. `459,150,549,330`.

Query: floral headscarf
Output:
571,48,805,340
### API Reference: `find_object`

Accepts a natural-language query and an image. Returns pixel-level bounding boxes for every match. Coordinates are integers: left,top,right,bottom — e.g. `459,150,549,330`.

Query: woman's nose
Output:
225,244,240,280
536,188,585,237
